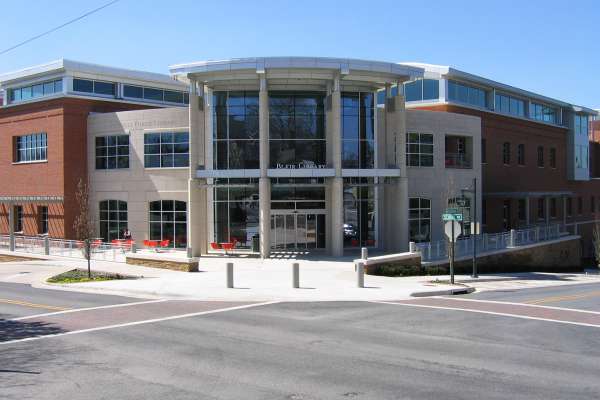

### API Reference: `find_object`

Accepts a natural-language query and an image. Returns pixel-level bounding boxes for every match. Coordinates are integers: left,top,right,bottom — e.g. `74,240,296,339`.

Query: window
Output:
123,84,189,105
502,142,510,165
447,80,487,108
550,198,557,218
213,91,259,169
530,102,557,124
549,147,556,169
537,198,545,220
537,146,544,167
518,199,526,221
592,196,596,213
406,133,434,167
149,200,187,248
271,178,326,210
482,199,487,225
575,114,589,136
495,93,525,117
270,91,327,168
567,197,572,217
404,79,439,102
578,197,583,215
517,144,525,165
73,78,116,96
409,198,431,243
575,144,589,169
15,133,47,163
99,200,127,242
341,92,375,169
14,205,23,232
95,135,129,169
8,79,62,103
481,139,486,164
144,132,189,168
503,200,511,230
213,179,259,248
343,178,376,247
38,206,48,234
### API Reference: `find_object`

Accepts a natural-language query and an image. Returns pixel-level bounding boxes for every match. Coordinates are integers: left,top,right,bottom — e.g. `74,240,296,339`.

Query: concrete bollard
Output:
361,247,368,261
509,229,516,247
292,262,299,288
357,261,364,288
131,243,137,253
9,234,15,252
409,241,417,253
44,236,50,255
226,262,234,288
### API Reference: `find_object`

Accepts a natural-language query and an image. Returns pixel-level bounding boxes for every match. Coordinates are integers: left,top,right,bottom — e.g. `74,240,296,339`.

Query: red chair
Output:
210,242,222,251
159,240,170,249
351,239,359,247
221,242,234,255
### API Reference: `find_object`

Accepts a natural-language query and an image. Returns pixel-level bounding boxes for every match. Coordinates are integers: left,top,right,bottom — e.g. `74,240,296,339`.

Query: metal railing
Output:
0,234,130,263
415,224,564,262
445,153,472,169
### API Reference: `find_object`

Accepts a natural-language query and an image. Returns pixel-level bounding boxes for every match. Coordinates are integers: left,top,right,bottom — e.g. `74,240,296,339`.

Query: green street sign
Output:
442,213,463,221
444,207,459,214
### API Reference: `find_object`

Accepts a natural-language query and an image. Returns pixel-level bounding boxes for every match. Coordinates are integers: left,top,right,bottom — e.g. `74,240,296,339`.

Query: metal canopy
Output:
0,195,64,204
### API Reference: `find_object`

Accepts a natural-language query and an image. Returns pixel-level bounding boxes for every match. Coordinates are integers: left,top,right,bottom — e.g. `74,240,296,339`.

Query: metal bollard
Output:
44,236,50,255
9,234,15,252
292,262,299,288
357,261,364,288
361,247,368,261
226,262,234,288
509,229,516,247
409,241,417,253
131,243,137,253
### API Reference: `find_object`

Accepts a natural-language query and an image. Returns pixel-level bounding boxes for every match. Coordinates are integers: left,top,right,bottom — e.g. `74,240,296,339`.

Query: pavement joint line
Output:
431,296,600,315
0,300,280,346
524,291,600,305
0,298,68,311
10,299,168,321
369,301,600,329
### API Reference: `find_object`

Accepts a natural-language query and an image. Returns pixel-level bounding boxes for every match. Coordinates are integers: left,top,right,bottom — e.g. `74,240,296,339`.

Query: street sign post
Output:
444,220,461,284
442,213,463,222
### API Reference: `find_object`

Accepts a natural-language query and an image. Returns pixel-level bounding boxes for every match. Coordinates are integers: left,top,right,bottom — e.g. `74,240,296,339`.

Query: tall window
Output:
144,132,189,168
406,133,433,167
96,135,129,169
575,114,589,136
537,198,545,220
503,200,511,230
213,179,259,248
341,92,375,169
15,133,47,162
481,139,486,164
502,142,510,165
495,93,525,117
537,146,544,167
38,206,48,234
270,92,326,168
149,200,187,248
14,205,23,232
404,79,439,102
99,200,127,242
530,103,557,124
518,199,526,221
591,196,596,213
577,197,583,215
343,178,376,247
567,197,572,217
213,91,259,169
447,80,487,108
409,198,431,243
550,198,557,218
549,147,556,169
517,144,525,166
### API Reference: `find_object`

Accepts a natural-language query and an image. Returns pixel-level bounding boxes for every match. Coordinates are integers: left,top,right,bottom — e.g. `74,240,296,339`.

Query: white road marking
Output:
1,301,279,346
431,296,600,315
11,299,168,321
370,300,600,329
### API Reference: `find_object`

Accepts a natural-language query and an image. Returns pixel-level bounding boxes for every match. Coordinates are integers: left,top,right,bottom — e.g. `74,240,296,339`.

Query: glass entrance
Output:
271,212,325,250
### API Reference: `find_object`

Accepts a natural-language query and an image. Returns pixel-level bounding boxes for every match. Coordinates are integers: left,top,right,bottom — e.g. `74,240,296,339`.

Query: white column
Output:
330,75,344,257
187,79,207,257
396,83,409,252
258,75,271,258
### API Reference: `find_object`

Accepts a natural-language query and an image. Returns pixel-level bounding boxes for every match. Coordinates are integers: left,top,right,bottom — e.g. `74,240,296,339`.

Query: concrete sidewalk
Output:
1,251,599,301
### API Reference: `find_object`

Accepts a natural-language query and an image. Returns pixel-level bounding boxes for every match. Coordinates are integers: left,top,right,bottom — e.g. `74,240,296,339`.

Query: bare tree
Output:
73,178,95,278
593,222,600,268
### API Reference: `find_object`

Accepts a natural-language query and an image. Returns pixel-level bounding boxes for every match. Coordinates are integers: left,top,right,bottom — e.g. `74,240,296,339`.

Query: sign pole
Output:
450,222,455,284
472,177,478,278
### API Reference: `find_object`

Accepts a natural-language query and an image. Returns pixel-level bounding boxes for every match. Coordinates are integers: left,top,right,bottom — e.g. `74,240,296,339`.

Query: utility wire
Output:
0,0,120,56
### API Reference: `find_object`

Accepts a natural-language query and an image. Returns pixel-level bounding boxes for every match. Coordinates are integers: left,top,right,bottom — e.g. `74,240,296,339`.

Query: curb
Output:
410,287,475,297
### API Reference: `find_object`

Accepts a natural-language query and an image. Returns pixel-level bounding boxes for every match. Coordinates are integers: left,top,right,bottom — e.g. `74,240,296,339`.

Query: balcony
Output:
445,153,472,169
445,135,473,169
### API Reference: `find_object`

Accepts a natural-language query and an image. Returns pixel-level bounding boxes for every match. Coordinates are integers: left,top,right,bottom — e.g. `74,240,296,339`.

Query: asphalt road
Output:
1,282,600,399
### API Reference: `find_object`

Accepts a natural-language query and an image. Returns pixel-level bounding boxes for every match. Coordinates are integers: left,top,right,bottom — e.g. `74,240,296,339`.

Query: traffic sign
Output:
444,220,462,242
442,213,463,222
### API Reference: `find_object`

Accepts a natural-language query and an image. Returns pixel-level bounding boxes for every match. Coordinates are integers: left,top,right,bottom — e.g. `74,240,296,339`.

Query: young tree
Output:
73,178,95,278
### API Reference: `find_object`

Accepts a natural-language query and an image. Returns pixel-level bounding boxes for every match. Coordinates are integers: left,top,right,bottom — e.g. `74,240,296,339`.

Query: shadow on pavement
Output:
0,319,66,343
458,272,583,284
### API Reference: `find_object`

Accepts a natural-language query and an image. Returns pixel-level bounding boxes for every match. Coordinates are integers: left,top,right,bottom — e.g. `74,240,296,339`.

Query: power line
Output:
0,0,120,56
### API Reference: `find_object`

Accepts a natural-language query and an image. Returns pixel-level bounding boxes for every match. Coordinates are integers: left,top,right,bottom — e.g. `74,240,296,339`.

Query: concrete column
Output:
187,79,207,256
8,205,14,251
330,75,344,257
259,75,271,258
525,197,530,226
395,83,409,252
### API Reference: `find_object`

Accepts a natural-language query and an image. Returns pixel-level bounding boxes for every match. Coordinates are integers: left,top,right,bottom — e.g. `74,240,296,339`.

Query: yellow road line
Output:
525,291,600,305
0,298,69,311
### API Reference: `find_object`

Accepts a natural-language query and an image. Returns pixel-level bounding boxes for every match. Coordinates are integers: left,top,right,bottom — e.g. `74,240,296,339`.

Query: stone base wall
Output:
126,256,199,272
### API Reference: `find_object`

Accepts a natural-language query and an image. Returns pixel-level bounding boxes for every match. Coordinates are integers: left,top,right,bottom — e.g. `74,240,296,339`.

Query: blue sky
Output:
1,0,598,108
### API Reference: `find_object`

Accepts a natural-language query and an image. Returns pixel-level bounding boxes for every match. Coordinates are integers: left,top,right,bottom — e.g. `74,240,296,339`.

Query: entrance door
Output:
271,212,325,250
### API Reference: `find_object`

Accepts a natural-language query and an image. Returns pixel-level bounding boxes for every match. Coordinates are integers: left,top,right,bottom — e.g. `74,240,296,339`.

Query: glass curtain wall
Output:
341,92,375,168
343,177,376,247
269,92,326,168
213,91,260,169
213,178,259,248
